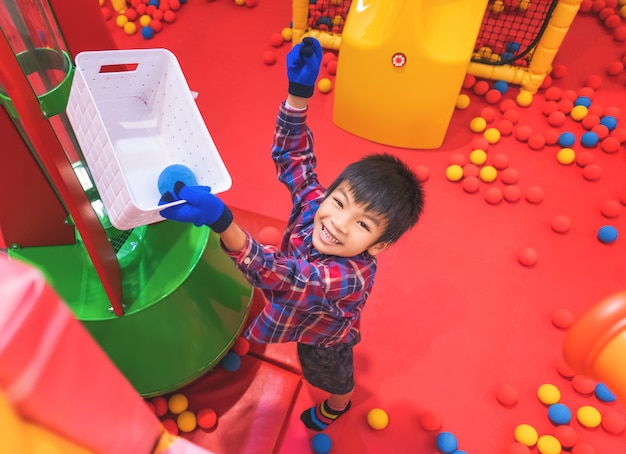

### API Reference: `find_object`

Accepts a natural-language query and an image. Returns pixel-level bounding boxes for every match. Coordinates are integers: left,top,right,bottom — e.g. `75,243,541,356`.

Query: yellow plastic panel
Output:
334,0,489,149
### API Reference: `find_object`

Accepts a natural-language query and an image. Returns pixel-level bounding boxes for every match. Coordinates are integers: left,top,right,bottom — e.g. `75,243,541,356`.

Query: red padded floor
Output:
54,1,626,453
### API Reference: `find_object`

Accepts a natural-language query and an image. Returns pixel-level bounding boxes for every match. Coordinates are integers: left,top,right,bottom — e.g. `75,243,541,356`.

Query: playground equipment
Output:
563,291,626,405
0,255,213,454
333,0,489,149
293,0,582,149
468,0,583,95
0,0,251,397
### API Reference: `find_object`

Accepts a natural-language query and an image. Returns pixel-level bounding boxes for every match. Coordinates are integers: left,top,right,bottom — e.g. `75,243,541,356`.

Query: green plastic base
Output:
10,221,252,397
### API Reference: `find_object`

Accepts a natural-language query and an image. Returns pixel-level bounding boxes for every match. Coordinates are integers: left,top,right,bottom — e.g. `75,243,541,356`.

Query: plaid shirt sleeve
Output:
223,231,375,314
271,102,321,208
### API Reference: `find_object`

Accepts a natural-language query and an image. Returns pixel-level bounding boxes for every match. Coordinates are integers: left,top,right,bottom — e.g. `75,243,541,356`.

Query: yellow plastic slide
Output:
334,0,489,149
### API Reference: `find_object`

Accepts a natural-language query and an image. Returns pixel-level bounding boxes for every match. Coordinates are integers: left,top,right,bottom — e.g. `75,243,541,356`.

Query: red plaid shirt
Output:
223,102,377,346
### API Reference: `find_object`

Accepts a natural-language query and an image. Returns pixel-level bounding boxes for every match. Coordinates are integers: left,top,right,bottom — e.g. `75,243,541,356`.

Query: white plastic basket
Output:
66,48,231,231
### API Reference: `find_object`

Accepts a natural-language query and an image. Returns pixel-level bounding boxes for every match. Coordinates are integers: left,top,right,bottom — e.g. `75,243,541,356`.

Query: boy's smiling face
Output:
312,182,390,257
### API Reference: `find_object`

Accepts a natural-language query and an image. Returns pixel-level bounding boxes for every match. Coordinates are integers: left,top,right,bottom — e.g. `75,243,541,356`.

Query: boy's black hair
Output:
325,153,425,245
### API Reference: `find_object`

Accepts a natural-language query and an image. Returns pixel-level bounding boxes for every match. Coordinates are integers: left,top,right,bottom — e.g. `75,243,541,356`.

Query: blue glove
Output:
159,182,233,233
287,37,323,98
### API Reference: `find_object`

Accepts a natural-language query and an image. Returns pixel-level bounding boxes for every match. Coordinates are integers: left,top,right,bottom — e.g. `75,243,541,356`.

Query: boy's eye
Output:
333,197,344,208
357,221,370,231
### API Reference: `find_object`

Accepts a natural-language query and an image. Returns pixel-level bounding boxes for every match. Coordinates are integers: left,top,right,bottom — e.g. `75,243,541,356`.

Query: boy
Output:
160,37,425,431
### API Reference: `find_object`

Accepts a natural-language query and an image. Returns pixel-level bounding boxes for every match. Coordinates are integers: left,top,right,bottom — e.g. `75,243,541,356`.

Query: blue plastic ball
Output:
453,451,468,454
600,115,617,131
595,382,617,402
436,432,458,453
158,164,198,195
494,80,509,94
548,403,572,425
581,131,599,148
141,26,154,40
311,434,332,454
501,52,515,63
506,41,521,53
574,96,591,108
558,132,576,148
598,225,618,244
221,352,241,372
147,0,159,6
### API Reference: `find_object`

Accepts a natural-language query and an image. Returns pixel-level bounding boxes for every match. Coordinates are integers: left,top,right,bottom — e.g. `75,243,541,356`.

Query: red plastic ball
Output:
151,396,168,416
169,0,181,10
551,63,568,79
503,185,521,203
473,80,490,96
258,225,282,245
592,124,610,139
462,163,480,177
544,129,560,145
554,425,578,448
326,59,337,75
542,101,559,116
508,442,531,454
485,187,503,204
526,186,544,204
548,111,566,127
557,99,574,114
515,125,533,142
607,60,624,76
601,199,621,217
585,74,602,89
602,410,626,434
578,86,595,99
462,74,476,89
601,136,620,153
496,119,514,136
614,26,626,42
501,168,519,185
270,32,284,48
150,19,163,32
263,50,277,66
101,6,113,20
197,408,218,430
583,164,602,181
518,247,538,266
420,411,442,431
499,98,517,113
544,86,562,101
551,215,571,233
496,383,519,406
576,151,594,167
552,308,574,329
503,109,520,124
462,176,480,193
572,375,596,395
163,10,176,22
527,134,546,150
485,89,502,104
581,114,600,130
162,418,179,434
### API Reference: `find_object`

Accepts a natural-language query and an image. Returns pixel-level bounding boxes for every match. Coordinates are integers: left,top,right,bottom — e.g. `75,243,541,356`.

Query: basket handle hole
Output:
99,63,139,73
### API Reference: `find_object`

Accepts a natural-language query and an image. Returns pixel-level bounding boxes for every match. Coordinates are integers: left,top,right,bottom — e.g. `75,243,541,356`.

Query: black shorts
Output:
297,335,359,395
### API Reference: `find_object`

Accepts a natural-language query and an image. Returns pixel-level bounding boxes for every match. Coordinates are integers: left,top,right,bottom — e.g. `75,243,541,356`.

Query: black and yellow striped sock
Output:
300,400,352,431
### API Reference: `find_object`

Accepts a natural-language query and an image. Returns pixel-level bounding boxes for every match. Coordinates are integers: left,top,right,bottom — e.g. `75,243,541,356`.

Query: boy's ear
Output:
368,241,392,256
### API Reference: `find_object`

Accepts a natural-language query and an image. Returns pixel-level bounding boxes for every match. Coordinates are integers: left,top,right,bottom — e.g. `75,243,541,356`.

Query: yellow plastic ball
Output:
516,90,533,107
116,14,129,27
469,149,487,165
99,0,105,5
537,435,561,454
177,410,197,433
491,0,504,13
123,21,137,35
557,148,576,165
514,423,538,446
139,14,152,27
577,405,602,428
519,0,531,10
446,164,464,182
479,165,497,183
367,408,389,430
570,105,588,121
470,117,487,133
456,93,470,109
537,383,561,405
281,27,293,42
317,78,332,94
484,127,501,144
234,0,245,5
168,393,189,414
620,4,626,17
